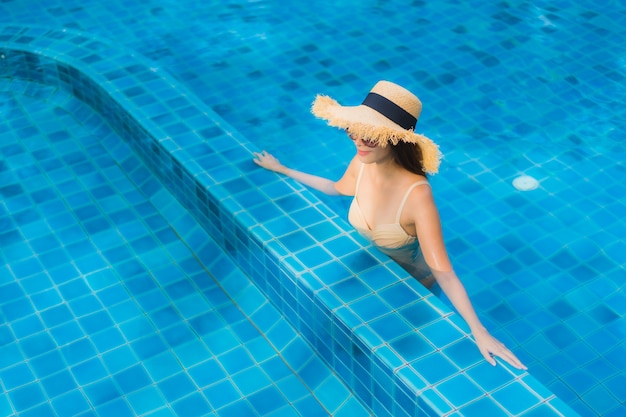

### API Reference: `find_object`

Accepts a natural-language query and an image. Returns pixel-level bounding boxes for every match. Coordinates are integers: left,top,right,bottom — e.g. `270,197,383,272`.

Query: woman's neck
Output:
368,156,404,182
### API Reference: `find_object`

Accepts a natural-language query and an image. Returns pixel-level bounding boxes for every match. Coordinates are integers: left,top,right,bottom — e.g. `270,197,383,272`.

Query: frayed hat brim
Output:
311,95,442,174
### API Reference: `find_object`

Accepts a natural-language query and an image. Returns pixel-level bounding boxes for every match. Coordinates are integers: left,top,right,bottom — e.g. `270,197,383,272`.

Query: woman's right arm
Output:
253,151,358,196
253,150,340,195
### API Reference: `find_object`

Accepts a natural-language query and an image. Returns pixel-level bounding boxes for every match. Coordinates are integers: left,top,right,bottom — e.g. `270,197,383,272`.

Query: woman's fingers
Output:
477,335,527,370
253,151,269,163
486,345,527,370
481,349,497,366
501,350,527,370
253,151,282,172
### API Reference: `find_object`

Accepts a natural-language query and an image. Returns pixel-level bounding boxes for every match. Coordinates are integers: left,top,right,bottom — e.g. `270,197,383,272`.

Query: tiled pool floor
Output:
0,79,368,416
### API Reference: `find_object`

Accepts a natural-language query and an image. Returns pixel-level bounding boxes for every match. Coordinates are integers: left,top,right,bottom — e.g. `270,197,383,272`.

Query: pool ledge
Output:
0,25,578,417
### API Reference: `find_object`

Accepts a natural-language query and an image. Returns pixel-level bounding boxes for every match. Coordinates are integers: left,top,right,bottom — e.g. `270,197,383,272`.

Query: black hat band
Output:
361,92,417,130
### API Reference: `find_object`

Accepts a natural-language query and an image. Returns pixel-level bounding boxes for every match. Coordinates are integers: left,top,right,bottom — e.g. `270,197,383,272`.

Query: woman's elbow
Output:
324,182,342,196
430,267,458,284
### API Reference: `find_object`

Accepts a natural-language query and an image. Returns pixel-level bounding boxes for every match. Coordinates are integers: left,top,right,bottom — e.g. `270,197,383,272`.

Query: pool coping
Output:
0,25,579,417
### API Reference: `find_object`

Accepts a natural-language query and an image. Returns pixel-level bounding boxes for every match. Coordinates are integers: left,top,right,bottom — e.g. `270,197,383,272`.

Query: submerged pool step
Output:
0,76,368,416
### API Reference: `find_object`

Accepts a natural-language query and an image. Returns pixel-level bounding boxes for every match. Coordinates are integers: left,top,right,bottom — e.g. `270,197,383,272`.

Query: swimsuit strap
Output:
395,180,430,223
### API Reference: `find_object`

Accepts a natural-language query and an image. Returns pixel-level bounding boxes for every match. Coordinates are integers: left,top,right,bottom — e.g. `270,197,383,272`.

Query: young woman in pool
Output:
253,80,526,370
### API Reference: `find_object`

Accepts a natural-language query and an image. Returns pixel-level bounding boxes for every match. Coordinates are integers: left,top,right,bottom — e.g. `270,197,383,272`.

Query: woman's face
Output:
347,131,392,163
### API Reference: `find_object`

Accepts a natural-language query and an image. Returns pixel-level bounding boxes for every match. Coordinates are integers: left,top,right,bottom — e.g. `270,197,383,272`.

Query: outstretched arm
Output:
410,186,527,370
253,150,340,195
431,268,526,369
253,151,358,196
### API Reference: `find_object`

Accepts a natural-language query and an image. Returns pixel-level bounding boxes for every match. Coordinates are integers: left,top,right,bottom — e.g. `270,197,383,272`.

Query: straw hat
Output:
311,80,441,174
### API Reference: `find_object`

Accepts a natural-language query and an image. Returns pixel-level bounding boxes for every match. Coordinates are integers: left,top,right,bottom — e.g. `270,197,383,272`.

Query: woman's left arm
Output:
430,269,527,369
409,186,527,370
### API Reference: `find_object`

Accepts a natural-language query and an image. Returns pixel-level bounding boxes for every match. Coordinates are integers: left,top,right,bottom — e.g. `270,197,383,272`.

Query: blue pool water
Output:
1,1,625,416
0,78,367,416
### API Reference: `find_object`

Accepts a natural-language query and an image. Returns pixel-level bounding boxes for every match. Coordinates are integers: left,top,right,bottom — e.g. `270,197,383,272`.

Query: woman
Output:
253,81,526,370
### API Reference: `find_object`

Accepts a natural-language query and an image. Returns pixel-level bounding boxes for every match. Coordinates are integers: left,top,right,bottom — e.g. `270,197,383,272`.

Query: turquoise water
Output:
1,1,625,416
0,78,367,416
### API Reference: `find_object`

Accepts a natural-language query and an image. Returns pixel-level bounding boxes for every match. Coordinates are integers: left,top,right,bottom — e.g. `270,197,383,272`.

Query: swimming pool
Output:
1,1,625,416
0,47,372,417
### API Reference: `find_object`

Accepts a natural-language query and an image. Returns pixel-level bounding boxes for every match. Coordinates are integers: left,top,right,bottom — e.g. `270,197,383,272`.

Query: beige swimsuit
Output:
348,163,432,280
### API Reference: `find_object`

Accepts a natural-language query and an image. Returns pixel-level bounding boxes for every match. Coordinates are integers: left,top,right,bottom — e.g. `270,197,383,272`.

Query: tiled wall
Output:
0,25,578,416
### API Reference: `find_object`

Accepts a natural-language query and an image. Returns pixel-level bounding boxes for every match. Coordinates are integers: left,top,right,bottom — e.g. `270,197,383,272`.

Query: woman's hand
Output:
428,270,527,371
253,150,286,173
252,150,341,195
474,328,527,370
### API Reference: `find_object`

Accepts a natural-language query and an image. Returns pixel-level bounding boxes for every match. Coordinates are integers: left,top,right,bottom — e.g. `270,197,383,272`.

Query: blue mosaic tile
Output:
203,380,241,410
390,333,435,365
126,386,167,416
49,390,91,417
94,397,135,417
1,363,35,390
459,396,508,417
171,393,212,417
369,313,413,343
436,374,485,409
0,72,366,417
493,382,544,415
441,338,485,370
419,320,465,349
8,383,46,413
4,0,624,414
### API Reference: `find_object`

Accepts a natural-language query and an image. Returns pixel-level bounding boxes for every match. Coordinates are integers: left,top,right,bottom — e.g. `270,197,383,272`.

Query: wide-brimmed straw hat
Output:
311,80,441,174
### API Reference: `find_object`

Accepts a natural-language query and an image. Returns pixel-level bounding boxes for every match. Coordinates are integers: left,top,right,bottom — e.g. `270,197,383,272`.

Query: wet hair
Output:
389,140,427,177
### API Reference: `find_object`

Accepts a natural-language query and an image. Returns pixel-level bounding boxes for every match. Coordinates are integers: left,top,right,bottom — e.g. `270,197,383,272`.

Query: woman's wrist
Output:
470,324,489,337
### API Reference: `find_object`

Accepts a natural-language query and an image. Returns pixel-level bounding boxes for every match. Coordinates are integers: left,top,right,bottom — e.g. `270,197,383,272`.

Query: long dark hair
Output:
389,140,427,177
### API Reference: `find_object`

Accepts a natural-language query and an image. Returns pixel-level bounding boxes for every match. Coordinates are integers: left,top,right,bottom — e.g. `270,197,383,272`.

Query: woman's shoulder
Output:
342,155,362,178
404,174,434,203
403,171,430,189
334,155,361,196
398,172,438,229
